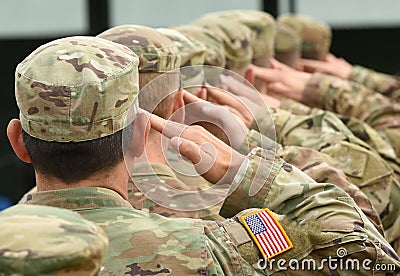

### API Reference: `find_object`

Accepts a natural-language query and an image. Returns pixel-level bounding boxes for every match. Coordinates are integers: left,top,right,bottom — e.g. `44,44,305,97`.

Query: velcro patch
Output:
241,208,292,260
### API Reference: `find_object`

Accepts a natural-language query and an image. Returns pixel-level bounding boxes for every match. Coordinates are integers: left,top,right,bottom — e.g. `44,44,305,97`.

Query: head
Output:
278,14,332,60
0,204,108,275
97,25,183,121
157,28,206,89
193,16,254,76
7,36,144,188
274,22,302,68
201,10,276,68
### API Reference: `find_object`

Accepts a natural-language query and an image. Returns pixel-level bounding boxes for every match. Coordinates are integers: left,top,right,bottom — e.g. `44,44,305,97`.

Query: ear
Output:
130,111,150,157
7,119,32,163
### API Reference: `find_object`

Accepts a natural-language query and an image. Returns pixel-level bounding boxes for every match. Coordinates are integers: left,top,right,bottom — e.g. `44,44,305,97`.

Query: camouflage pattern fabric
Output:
0,204,108,275
192,17,254,70
302,73,400,157
280,98,399,162
172,25,226,67
97,25,181,72
128,161,225,221
198,10,276,59
157,28,206,87
274,22,302,68
349,65,400,102
15,36,139,142
278,14,332,60
156,28,206,67
269,107,400,244
21,147,400,274
245,129,384,234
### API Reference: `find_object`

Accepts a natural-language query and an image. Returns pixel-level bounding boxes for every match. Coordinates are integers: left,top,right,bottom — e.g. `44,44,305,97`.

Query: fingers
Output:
170,136,202,165
183,90,203,104
149,113,186,139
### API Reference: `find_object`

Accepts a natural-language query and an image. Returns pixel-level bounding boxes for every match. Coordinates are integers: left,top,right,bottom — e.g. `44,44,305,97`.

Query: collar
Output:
22,187,132,210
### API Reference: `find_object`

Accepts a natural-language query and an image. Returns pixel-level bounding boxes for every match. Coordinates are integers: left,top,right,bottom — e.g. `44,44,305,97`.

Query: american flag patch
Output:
241,208,292,260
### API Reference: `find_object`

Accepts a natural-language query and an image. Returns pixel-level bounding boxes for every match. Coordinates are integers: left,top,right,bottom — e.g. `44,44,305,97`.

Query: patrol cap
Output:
200,10,276,59
193,17,254,70
278,14,332,60
15,36,140,142
97,25,181,72
274,22,302,68
157,28,206,67
172,24,226,68
0,204,108,275
157,28,207,88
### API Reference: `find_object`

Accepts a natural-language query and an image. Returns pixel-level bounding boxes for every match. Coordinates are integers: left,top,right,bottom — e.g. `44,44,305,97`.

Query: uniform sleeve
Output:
216,147,400,273
302,73,400,156
349,65,400,102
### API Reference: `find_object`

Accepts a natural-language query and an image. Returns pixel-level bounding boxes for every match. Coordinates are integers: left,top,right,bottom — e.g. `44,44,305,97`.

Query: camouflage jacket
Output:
349,65,400,102
302,73,400,158
21,148,400,275
279,98,399,162
246,130,383,235
128,162,225,221
253,107,400,248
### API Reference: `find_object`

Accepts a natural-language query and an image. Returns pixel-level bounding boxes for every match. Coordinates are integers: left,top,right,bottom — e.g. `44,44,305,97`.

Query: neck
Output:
144,130,168,164
35,162,130,200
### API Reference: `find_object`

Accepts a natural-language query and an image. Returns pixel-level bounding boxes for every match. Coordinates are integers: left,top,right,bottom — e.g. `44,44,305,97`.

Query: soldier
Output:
278,14,332,61
278,14,400,102
274,21,302,69
0,204,108,275
97,25,222,219
9,36,400,274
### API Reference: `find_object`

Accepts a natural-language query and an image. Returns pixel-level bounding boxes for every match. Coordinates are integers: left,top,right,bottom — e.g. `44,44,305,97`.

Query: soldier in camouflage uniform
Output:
189,11,400,253
280,14,400,103
9,36,400,274
97,25,224,220
278,14,332,61
274,21,302,69
0,204,108,275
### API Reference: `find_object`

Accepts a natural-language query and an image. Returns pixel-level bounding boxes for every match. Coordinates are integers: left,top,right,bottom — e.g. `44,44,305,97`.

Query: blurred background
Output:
1,0,400,207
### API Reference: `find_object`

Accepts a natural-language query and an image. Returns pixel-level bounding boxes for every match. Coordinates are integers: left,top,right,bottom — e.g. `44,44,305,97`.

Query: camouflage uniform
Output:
349,65,400,102
0,204,108,275
274,22,302,68
253,106,400,246
278,14,332,61
245,130,384,234
302,73,400,157
15,36,400,274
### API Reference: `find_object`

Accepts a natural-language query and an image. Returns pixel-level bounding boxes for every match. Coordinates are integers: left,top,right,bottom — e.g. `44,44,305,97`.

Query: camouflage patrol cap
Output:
97,25,181,72
157,28,206,67
278,14,332,60
16,36,140,142
157,28,207,88
200,10,276,59
193,17,254,70
274,22,302,68
0,204,108,275
172,24,226,68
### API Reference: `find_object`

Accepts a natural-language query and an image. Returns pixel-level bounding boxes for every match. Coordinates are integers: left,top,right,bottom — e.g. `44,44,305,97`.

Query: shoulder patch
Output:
241,208,292,260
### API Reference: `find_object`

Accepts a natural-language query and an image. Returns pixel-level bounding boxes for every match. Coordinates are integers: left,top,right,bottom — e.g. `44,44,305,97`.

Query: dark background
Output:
1,0,400,204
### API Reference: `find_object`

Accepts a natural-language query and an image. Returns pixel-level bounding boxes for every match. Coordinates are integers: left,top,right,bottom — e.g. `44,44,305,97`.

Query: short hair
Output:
22,123,134,184
138,72,180,119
